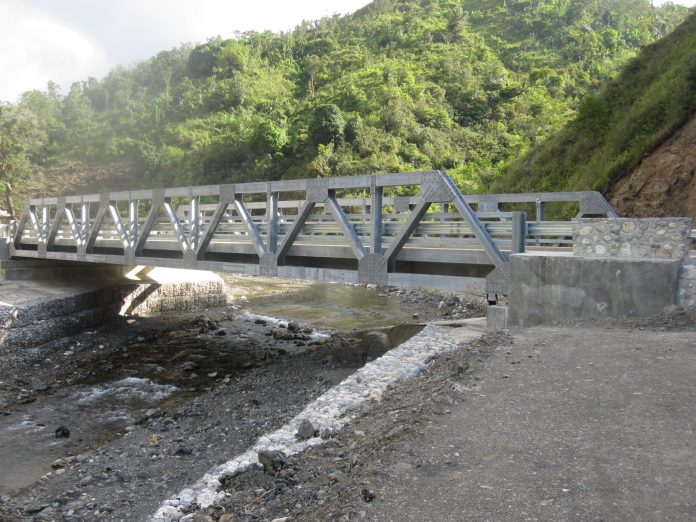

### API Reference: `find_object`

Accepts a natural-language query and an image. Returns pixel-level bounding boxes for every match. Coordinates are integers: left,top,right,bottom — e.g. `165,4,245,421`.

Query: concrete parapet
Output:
508,253,680,326
573,218,692,260
487,305,508,332
0,238,9,261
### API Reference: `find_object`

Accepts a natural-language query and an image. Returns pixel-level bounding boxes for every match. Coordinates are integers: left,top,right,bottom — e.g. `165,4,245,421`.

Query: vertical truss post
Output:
511,211,527,254
267,191,278,254
128,200,139,251
80,202,89,242
189,197,200,250
536,201,545,221
371,184,383,254
39,205,49,254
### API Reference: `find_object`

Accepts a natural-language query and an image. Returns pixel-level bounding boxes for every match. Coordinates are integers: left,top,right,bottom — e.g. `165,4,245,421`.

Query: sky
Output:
0,0,372,102
0,0,693,103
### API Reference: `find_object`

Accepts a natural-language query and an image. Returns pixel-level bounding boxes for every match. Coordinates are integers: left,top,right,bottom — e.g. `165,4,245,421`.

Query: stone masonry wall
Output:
573,218,692,260
121,280,228,316
678,263,696,308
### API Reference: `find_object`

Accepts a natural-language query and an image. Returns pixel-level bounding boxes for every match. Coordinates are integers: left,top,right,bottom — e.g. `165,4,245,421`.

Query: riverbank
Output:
169,319,696,522
0,276,487,521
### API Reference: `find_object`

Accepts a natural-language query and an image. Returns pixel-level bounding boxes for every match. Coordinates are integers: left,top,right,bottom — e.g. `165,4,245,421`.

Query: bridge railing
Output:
9,171,616,293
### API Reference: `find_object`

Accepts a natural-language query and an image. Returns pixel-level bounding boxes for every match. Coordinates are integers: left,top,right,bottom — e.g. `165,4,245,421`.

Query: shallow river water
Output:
0,278,417,494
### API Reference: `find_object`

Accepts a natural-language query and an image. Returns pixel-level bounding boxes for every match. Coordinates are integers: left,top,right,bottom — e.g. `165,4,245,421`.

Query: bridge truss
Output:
8,171,616,295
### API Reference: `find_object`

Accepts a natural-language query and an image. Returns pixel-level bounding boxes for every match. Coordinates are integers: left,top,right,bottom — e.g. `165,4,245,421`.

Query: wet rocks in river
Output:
192,316,219,334
30,378,49,392
54,426,70,438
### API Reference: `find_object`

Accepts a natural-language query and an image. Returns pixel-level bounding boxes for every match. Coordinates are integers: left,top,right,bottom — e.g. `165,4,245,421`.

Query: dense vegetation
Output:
0,0,691,209
494,10,696,195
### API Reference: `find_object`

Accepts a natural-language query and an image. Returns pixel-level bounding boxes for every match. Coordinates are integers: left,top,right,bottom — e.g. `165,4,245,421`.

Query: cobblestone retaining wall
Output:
121,280,228,316
678,263,696,308
573,218,692,260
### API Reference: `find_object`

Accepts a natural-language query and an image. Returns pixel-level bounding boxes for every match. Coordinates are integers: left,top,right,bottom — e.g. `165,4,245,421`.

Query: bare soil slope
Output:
609,113,696,220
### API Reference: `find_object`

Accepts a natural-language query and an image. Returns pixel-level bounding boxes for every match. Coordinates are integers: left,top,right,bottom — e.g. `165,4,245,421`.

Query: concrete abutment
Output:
507,218,695,326
0,259,228,349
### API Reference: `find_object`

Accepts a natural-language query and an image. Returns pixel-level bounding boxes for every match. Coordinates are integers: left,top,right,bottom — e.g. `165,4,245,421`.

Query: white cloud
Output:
117,0,371,45
0,1,373,102
0,3,108,102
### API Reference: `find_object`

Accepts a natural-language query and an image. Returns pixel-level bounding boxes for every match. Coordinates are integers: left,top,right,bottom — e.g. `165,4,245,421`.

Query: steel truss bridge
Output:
7,171,617,296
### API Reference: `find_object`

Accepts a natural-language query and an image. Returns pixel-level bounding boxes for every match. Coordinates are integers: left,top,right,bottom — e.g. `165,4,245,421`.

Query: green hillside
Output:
493,10,696,197
0,0,690,205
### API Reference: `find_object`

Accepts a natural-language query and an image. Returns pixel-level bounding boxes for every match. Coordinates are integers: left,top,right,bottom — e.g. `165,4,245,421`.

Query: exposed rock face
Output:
609,114,696,221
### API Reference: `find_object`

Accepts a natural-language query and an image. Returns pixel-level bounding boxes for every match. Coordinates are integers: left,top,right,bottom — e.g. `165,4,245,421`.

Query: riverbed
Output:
0,276,484,521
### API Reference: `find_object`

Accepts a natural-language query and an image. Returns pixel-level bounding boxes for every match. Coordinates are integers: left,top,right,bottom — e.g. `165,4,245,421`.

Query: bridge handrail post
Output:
370,183,383,254
511,211,527,254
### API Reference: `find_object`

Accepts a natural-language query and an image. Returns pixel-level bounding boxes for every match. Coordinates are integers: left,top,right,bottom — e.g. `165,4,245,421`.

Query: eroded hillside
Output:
609,113,696,220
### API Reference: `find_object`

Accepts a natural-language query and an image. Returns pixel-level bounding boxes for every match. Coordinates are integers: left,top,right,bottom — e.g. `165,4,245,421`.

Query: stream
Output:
0,278,420,495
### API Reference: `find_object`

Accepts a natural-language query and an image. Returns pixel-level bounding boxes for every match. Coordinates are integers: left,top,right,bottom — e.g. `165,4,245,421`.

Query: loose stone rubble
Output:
152,324,461,521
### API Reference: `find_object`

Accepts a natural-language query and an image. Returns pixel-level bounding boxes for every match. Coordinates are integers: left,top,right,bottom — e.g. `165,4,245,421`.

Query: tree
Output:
309,104,345,147
0,103,46,215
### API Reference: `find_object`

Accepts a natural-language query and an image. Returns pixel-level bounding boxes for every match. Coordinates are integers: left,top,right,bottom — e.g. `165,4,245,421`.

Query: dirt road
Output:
202,320,696,522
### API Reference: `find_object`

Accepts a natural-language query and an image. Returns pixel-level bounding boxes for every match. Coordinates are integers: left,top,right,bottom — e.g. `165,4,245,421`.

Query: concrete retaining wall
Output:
0,238,9,261
508,253,681,327
573,218,692,260
0,286,133,348
0,262,229,349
